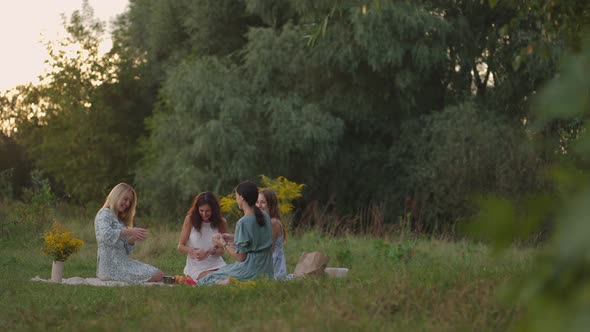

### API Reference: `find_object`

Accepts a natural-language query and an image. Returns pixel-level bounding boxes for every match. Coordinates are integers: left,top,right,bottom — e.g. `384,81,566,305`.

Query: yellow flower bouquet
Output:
42,222,84,262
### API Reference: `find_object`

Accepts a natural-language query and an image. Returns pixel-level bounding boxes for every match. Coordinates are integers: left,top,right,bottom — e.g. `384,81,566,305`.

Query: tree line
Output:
1,0,588,233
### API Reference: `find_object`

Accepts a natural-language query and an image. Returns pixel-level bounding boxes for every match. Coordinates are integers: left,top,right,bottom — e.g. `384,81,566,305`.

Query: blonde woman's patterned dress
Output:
94,208,158,283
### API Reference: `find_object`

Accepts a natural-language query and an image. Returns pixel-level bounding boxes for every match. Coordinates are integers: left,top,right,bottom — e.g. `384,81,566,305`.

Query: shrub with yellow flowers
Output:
219,194,240,219
42,222,84,262
259,175,304,215
220,175,304,227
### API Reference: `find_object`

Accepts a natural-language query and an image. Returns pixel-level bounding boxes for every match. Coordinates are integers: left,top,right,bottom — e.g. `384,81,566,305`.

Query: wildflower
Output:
42,222,84,262
220,175,304,215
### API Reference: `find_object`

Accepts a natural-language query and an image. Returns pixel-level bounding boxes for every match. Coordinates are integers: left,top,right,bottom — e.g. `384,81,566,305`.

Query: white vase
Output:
51,261,64,282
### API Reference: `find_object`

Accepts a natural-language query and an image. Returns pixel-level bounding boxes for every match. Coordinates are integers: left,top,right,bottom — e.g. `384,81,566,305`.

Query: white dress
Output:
183,222,226,280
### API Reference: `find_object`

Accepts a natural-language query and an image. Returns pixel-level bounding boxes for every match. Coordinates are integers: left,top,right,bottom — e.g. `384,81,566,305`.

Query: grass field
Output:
0,206,533,331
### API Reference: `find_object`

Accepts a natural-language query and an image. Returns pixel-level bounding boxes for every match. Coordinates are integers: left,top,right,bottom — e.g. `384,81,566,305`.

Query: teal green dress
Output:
198,212,273,285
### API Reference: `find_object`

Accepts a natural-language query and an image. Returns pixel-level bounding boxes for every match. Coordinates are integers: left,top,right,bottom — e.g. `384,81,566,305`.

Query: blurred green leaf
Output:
535,39,590,125
468,196,516,249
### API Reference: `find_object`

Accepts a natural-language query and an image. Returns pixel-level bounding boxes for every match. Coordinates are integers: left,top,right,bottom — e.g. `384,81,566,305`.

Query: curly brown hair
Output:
186,191,226,233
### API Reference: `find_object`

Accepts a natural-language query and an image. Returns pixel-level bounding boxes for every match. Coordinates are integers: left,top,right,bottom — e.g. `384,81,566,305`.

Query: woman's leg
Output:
216,277,232,285
197,269,218,280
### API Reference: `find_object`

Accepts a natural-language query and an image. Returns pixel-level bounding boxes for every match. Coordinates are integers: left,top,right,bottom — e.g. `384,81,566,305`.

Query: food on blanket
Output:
174,275,197,286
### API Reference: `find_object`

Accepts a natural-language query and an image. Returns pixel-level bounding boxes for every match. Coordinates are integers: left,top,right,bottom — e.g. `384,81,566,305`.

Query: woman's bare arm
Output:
177,216,193,255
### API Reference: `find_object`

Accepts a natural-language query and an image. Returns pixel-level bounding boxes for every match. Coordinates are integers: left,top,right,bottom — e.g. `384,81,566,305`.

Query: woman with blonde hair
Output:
94,183,164,283
256,188,288,280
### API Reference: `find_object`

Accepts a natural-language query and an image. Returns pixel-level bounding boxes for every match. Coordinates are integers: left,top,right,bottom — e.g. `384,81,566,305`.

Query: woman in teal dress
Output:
94,183,164,283
198,181,274,285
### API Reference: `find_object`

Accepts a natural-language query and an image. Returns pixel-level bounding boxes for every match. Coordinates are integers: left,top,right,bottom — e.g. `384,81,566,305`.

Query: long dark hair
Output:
236,181,265,227
260,188,287,242
186,191,226,233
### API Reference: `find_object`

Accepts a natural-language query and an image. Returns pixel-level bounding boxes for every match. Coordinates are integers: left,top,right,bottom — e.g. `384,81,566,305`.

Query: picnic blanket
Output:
30,268,342,287
30,276,168,287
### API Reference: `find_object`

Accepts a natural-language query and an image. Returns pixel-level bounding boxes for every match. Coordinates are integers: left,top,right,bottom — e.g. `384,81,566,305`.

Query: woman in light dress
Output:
177,191,228,281
94,183,164,283
256,188,288,280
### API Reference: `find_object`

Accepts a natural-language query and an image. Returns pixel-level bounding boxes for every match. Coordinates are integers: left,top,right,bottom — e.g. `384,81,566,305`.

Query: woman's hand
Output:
127,227,148,241
211,233,226,248
221,233,234,244
212,237,225,248
206,246,219,256
189,247,208,261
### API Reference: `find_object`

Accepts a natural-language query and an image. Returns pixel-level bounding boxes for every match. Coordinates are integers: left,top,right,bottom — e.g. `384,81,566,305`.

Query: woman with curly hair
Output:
178,191,229,281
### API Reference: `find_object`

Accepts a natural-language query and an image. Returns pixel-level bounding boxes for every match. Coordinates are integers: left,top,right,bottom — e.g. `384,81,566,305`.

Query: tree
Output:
12,2,152,202
0,132,31,199
133,0,457,216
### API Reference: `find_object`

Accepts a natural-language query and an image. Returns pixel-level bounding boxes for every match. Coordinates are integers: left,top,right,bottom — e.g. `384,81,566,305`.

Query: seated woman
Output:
177,191,228,281
256,188,288,280
198,181,274,285
94,183,164,283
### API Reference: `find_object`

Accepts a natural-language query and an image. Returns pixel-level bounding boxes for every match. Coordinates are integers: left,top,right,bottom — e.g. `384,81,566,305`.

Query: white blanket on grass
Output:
30,276,169,287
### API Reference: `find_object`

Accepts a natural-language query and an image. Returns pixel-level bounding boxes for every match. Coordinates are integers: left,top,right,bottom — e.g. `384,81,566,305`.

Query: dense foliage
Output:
0,0,584,229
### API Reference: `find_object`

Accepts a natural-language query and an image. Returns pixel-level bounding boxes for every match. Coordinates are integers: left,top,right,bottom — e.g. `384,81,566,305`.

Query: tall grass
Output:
0,203,533,331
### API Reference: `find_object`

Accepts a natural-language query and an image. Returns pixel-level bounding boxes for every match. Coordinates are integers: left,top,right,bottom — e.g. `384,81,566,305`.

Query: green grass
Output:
0,209,533,331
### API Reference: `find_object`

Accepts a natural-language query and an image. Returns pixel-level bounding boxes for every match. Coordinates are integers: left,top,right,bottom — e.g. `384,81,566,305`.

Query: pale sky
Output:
0,0,129,91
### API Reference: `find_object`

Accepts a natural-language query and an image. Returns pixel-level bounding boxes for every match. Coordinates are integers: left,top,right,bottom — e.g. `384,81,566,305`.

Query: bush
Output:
3,170,56,237
220,175,304,228
390,102,550,233
0,168,13,199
